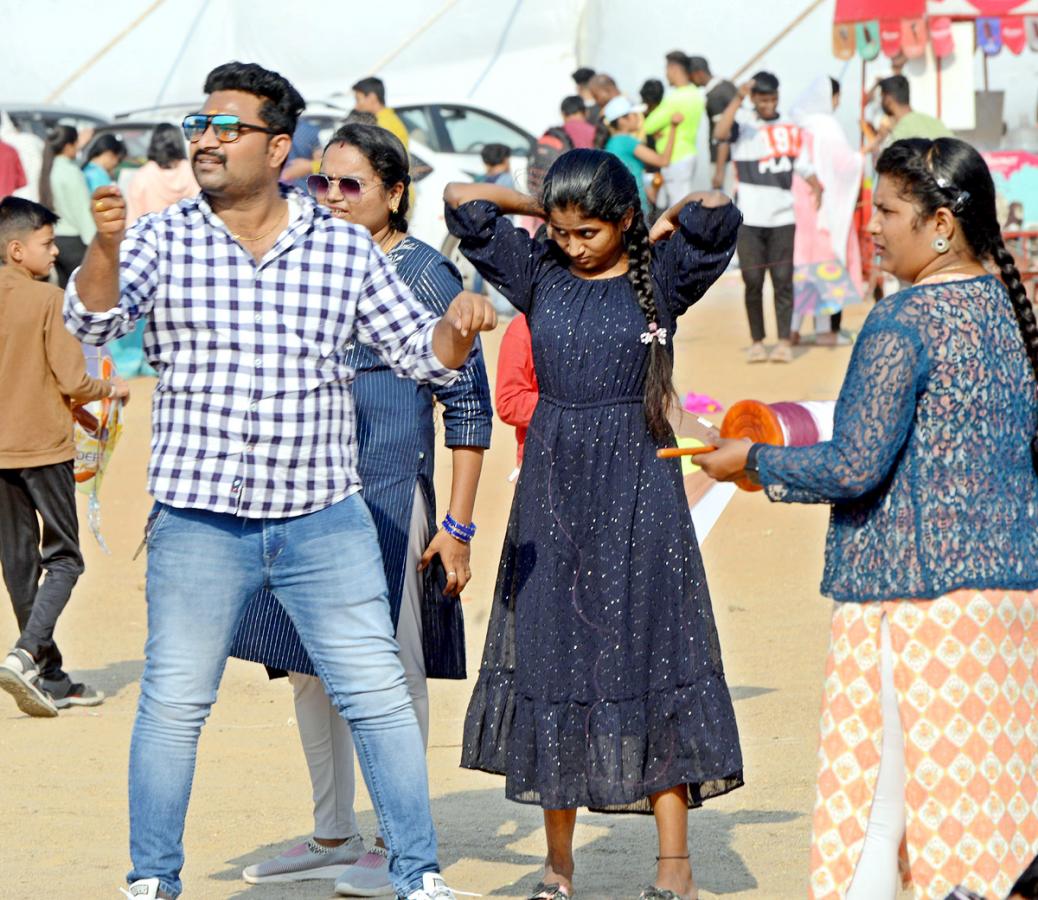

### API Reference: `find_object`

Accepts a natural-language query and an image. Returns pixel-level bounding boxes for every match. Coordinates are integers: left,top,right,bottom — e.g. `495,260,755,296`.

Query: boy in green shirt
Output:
641,51,705,206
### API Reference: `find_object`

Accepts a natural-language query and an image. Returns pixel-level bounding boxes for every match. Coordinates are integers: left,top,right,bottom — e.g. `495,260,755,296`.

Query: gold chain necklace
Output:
378,228,402,255
230,205,286,242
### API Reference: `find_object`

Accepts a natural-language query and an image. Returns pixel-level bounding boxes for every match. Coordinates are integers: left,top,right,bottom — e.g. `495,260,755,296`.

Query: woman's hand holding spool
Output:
694,438,753,483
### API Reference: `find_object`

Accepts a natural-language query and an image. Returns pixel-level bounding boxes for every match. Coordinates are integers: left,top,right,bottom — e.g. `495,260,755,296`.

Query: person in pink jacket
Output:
125,124,199,225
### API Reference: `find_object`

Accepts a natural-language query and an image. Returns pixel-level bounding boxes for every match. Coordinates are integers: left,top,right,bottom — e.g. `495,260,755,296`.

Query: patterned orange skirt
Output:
810,590,1038,900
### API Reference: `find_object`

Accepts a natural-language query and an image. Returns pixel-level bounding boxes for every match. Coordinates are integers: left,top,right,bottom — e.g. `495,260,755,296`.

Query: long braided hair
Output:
540,149,675,442
877,137,1038,472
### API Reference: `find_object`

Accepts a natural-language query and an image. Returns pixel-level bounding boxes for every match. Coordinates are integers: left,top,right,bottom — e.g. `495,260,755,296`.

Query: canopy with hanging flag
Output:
833,0,1038,58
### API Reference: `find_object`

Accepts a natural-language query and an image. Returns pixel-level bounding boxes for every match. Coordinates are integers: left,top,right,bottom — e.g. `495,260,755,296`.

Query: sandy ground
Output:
1,274,872,899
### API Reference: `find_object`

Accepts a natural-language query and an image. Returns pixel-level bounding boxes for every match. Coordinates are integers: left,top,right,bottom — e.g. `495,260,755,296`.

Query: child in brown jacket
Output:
0,197,129,717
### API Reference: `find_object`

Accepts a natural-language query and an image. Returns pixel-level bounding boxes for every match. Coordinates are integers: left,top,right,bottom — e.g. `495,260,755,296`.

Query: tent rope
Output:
732,0,828,81
46,0,168,103
366,0,462,75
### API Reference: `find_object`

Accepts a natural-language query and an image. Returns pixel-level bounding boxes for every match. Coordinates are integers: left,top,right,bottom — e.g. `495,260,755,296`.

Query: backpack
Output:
527,126,573,197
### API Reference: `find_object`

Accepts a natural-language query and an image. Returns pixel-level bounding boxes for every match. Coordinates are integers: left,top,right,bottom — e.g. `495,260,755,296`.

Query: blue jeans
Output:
127,494,438,898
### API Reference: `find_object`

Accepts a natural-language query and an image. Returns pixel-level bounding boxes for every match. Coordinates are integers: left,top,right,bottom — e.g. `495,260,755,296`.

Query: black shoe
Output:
49,681,105,709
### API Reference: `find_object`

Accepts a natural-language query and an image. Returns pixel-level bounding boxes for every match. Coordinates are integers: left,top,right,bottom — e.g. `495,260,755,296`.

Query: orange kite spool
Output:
720,400,835,492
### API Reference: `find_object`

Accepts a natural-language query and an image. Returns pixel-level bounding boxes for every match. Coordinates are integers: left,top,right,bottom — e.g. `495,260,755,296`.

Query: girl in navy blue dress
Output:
445,150,743,900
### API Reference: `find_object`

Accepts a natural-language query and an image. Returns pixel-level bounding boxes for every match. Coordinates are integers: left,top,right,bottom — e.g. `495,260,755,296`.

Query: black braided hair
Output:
991,238,1038,470
1009,851,1038,899
877,137,1038,472
623,209,676,442
540,148,676,442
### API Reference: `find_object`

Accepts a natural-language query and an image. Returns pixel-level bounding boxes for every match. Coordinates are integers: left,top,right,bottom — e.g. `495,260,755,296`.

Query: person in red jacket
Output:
495,314,538,475
0,138,26,199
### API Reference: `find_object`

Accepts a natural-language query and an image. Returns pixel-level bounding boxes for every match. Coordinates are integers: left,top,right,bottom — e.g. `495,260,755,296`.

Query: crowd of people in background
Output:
544,50,961,365
0,49,958,368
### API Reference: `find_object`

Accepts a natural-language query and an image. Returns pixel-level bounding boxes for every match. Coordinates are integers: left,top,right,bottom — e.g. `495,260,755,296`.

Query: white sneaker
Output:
0,648,58,717
119,878,162,899
336,845,392,896
406,873,462,900
243,834,365,883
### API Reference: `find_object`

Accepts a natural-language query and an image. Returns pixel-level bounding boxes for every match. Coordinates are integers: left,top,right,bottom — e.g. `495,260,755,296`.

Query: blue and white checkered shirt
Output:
64,190,461,519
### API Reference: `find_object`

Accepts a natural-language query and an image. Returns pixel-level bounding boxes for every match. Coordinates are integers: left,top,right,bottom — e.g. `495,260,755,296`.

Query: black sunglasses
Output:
181,114,282,143
306,173,383,202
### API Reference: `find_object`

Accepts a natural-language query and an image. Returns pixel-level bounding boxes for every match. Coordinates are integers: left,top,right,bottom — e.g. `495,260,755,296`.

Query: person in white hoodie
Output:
789,75,864,346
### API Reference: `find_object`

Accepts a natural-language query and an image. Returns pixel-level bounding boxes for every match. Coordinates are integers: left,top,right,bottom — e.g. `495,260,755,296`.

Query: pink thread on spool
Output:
769,402,821,445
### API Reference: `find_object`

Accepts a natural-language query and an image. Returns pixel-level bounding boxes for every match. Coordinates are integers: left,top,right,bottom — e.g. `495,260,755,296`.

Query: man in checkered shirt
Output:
64,62,495,900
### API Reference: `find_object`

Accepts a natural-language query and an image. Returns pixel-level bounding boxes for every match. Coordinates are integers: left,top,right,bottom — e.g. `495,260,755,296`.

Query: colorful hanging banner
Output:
901,17,929,57
977,16,1004,53
930,16,956,57
1002,16,1027,52
833,22,857,59
880,18,903,55
856,19,882,59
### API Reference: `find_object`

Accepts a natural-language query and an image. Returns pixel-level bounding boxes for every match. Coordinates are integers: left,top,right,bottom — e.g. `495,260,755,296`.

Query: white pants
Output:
791,311,835,336
658,155,698,208
289,485,430,840
846,614,907,899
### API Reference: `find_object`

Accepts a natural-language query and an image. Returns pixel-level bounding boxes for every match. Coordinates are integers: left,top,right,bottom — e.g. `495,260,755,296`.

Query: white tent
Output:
2,0,1036,144
0,0,585,133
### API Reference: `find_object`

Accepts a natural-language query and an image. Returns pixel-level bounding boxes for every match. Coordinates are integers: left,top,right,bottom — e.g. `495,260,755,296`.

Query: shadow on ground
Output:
728,685,774,703
69,657,144,698
217,787,800,899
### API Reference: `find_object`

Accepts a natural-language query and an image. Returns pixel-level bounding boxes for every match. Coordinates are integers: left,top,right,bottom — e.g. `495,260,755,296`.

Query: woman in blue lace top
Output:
699,138,1038,900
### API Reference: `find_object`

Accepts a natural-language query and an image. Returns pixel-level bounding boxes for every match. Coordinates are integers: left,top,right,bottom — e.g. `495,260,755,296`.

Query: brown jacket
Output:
0,265,110,468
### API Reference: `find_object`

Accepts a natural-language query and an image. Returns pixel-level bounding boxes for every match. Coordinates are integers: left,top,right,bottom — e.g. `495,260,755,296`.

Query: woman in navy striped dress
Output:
229,124,493,894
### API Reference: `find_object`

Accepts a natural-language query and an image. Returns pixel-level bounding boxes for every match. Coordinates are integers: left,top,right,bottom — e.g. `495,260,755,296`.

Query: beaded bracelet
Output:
442,511,476,543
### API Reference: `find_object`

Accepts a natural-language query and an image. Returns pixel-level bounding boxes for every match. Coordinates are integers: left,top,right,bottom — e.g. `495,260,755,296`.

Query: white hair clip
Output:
640,322,668,345
933,174,970,212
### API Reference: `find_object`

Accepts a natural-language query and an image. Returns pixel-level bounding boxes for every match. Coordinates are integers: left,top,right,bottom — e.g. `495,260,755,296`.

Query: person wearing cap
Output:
603,95,683,215
641,51,706,208
688,56,738,191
